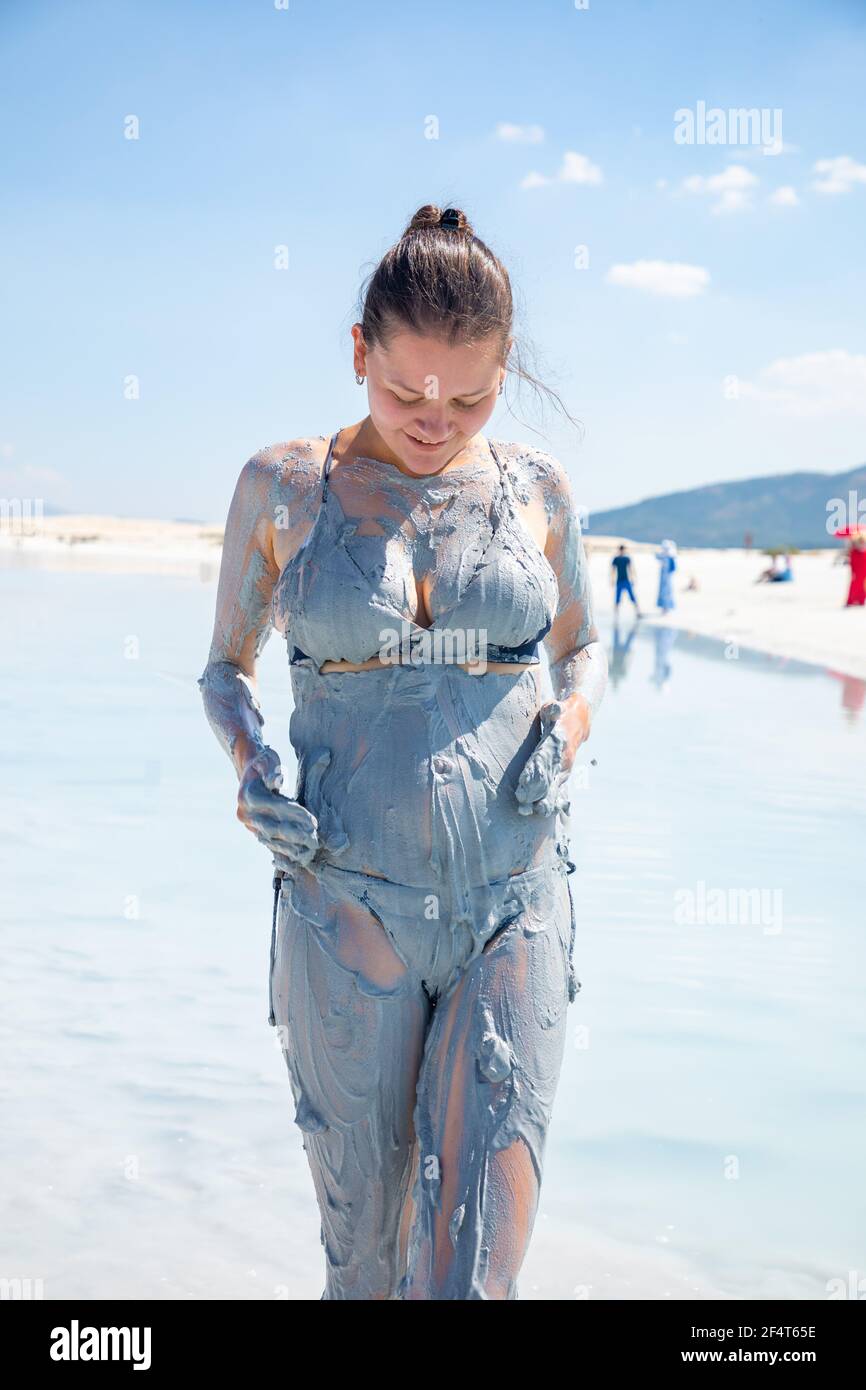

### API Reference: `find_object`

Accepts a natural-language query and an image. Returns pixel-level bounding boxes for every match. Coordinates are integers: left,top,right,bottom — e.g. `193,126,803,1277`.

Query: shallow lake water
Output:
1,565,864,1299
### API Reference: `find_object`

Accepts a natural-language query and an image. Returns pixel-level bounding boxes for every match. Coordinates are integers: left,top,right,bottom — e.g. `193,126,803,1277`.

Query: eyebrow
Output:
389,378,491,398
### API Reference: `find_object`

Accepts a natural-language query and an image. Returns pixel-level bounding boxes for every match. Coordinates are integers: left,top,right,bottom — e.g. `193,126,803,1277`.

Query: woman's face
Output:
352,325,507,475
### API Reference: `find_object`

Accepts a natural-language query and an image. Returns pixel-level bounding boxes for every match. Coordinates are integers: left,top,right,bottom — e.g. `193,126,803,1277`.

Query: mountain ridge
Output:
586,464,866,549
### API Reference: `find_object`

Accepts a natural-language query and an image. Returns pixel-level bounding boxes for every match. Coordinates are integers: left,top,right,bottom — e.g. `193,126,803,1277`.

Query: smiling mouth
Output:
405,431,451,448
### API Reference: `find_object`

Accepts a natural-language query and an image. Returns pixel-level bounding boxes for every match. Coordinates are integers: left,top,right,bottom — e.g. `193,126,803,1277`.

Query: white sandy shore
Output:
2,515,864,680
0,515,224,576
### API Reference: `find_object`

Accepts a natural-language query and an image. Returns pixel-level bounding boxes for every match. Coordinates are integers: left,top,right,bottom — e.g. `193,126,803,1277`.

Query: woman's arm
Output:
199,454,279,772
199,450,319,870
516,451,608,817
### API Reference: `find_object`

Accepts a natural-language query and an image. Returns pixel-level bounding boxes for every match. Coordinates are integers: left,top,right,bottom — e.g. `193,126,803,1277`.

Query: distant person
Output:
844,535,866,606
655,538,677,612
744,530,754,551
611,544,641,614
685,574,699,592
756,552,793,583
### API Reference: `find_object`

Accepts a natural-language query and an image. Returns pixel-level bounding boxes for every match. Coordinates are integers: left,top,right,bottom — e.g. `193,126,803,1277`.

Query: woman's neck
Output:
345,418,488,479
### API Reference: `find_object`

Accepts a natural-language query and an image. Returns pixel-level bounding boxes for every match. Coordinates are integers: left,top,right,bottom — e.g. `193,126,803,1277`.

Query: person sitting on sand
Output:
756,552,793,584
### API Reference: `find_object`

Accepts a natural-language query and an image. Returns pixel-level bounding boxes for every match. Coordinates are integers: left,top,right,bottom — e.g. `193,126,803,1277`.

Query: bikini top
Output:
272,430,560,669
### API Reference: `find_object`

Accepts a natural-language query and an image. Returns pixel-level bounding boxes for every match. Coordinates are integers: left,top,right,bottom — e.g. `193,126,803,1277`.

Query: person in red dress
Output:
845,536,866,607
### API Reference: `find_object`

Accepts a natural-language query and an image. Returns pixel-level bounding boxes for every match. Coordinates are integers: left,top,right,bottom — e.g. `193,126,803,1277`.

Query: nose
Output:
410,411,451,443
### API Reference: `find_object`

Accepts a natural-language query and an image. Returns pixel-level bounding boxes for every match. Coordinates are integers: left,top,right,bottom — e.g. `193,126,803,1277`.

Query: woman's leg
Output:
270,882,431,1300
401,872,573,1300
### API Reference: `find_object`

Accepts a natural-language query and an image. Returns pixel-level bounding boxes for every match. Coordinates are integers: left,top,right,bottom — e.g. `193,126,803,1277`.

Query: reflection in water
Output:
827,669,866,725
610,620,680,693
608,617,639,690
650,625,678,691
608,623,866,727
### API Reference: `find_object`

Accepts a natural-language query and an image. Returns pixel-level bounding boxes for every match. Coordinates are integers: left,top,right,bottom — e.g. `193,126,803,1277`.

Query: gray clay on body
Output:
200,431,607,1298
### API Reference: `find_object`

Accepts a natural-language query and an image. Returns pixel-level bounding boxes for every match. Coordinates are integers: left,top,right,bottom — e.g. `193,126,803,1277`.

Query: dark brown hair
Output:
357,203,578,429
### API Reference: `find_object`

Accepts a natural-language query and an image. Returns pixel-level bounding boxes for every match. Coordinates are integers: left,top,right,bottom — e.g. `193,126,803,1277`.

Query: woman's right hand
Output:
237,746,319,872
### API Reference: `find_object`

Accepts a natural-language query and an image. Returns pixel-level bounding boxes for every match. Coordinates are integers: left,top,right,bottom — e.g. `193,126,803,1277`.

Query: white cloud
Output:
496,122,545,145
682,163,759,214
737,350,866,418
605,260,710,298
812,155,866,194
521,149,603,189
769,185,799,207
560,151,603,184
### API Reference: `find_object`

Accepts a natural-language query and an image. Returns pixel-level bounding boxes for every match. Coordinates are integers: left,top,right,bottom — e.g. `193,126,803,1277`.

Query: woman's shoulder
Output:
490,438,573,511
233,437,330,509
244,436,329,483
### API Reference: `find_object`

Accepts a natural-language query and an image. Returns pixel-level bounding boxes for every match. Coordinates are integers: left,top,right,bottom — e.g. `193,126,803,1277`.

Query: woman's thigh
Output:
270,880,431,1300
402,870,573,1300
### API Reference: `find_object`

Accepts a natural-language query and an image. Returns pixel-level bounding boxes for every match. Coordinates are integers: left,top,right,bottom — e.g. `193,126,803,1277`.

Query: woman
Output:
655,538,677,612
199,205,608,1300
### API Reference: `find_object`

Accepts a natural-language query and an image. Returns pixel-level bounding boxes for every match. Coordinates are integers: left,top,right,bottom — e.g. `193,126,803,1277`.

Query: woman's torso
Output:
269,431,566,888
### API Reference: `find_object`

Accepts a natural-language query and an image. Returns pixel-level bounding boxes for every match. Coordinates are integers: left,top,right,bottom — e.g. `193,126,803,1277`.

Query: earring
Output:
355,371,365,385
498,378,505,395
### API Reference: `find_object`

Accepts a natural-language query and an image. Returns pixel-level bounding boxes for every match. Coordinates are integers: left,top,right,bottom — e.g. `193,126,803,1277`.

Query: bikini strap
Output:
320,430,340,500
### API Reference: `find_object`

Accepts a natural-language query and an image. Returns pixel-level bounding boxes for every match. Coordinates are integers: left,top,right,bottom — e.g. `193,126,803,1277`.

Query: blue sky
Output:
2,0,865,520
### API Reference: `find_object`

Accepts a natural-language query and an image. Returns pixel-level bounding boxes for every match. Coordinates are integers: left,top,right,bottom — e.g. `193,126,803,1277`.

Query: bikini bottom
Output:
268,853,579,1019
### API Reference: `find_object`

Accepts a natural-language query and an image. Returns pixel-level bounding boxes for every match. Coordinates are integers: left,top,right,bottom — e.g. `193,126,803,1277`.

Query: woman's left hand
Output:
515,694,592,817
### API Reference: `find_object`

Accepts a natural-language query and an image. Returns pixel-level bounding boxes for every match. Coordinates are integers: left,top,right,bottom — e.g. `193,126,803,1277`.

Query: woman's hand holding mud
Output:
515,695,592,818
237,746,319,871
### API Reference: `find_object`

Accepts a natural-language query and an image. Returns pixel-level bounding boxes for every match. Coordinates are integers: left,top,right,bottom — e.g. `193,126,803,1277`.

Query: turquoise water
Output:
1,565,864,1299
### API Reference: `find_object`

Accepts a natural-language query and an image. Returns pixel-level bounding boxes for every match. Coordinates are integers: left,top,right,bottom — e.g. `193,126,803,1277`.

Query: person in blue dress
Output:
656,538,677,612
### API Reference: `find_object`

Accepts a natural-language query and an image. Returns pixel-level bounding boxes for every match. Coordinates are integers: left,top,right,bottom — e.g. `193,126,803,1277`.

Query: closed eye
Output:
391,390,486,409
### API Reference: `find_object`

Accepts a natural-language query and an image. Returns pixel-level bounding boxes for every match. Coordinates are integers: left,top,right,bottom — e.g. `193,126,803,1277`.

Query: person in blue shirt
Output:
611,545,641,613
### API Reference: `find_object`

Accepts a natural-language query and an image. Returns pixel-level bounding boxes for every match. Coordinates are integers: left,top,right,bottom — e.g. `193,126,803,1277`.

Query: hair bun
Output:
403,204,473,237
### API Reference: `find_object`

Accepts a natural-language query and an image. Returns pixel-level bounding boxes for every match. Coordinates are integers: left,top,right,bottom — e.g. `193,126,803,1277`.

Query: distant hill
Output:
587,465,866,549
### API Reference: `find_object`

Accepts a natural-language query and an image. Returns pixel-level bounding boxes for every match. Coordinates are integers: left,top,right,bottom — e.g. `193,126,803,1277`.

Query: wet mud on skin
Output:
269,861,578,1299
199,431,607,1298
